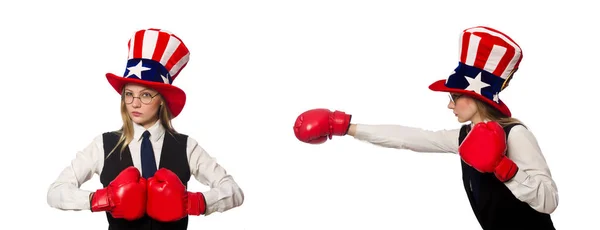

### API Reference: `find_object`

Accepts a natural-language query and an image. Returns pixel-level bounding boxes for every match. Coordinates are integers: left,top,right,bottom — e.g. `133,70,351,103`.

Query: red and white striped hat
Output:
429,26,523,117
106,28,190,118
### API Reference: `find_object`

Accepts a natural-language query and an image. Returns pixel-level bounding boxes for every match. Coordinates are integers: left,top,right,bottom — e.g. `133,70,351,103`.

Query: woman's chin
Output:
131,117,148,126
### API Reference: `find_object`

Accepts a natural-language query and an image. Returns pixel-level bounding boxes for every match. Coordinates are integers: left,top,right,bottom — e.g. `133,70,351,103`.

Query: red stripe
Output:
513,53,523,70
479,32,516,76
460,32,470,63
152,32,170,62
472,32,492,69
171,34,183,42
165,43,189,73
460,26,523,76
480,26,521,48
493,42,515,77
171,62,187,80
132,30,145,59
486,27,523,71
478,26,523,57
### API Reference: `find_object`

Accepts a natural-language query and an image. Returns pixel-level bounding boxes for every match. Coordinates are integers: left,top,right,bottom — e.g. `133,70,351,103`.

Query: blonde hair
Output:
474,99,524,128
106,88,178,159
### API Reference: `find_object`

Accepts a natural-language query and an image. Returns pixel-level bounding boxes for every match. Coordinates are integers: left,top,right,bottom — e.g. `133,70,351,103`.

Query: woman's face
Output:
123,83,162,128
447,93,478,123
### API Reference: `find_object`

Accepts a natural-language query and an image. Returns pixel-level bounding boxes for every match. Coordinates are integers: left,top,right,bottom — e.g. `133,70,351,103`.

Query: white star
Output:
160,74,169,84
464,72,490,95
126,60,151,78
493,93,499,103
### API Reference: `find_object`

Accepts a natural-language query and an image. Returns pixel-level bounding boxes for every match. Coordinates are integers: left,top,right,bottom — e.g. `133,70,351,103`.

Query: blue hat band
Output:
445,62,505,103
122,58,172,84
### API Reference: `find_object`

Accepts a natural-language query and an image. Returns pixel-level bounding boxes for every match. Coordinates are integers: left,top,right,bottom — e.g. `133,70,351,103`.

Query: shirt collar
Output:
133,120,165,142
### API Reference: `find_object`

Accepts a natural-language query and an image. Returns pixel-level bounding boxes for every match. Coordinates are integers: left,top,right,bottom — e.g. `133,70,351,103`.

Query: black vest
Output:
459,123,555,230
100,131,191,230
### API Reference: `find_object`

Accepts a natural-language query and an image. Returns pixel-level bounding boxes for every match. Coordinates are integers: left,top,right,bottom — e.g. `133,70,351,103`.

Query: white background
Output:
1,0,598,229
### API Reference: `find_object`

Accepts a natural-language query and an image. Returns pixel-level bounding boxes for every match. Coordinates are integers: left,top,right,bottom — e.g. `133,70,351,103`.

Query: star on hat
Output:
463,72,490,95
429,26,523,117
105,28,191,118
126,60,151,78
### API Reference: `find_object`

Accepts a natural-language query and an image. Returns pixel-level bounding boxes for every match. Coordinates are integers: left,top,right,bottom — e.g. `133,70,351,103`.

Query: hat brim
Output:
106,73,186,118
429,79,511,117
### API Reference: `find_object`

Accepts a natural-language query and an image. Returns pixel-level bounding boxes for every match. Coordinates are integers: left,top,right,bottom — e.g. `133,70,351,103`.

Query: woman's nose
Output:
447,100,454,109
131,98,142,108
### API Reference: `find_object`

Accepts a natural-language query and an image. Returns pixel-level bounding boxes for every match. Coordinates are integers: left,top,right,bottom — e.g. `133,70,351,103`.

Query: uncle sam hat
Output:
429,26,523,117
106,28,190,118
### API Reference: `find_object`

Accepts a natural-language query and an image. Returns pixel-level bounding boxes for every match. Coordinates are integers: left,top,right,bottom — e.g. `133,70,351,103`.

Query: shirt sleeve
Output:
46,134,103,211
187,137,244,215
503,125,559,214
352,124,461,153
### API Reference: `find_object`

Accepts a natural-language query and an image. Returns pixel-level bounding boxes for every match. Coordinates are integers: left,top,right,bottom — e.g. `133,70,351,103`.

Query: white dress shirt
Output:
46,120,244,215
352,123,559,214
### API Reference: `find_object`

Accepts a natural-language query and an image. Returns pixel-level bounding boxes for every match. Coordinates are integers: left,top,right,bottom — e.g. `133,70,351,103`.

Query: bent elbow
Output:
46,184,58,209
533,190,559,215
543,194,559,214
233,185,245,208
536,202,558,215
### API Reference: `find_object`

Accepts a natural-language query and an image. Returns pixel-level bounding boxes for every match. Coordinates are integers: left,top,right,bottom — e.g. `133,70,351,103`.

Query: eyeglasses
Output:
123,91,160,104
448,93,463,104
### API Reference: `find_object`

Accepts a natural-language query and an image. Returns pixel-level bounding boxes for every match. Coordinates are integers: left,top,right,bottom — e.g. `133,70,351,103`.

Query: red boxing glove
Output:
293,108,351,144
458,121,518,182
147,168,206,222
91,166,147,220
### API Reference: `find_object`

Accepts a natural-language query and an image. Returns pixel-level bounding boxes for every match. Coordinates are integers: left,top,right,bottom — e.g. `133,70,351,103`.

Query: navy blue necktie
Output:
141,130,157,179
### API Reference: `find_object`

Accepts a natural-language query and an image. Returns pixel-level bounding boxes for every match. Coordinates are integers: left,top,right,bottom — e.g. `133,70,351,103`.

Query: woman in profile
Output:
293,26,558,230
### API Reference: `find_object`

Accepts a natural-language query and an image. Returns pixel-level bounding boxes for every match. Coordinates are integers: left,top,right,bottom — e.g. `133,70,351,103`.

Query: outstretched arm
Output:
348,123,460,154
293,108,459,153
503,125,559,214
47,135,102,211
